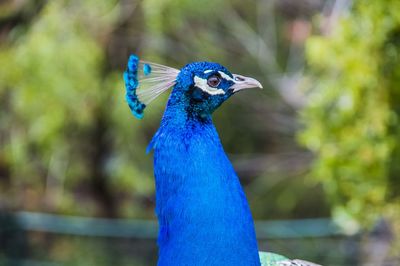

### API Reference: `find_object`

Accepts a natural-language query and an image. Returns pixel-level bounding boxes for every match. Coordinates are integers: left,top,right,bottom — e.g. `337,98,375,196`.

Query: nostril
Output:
234,76,245,81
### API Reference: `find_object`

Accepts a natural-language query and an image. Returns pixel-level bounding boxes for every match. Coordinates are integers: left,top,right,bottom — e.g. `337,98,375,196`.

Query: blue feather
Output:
124,55,179,119
145,61,261,265
123,55,146,119
143,63,152,76
151,113,260,265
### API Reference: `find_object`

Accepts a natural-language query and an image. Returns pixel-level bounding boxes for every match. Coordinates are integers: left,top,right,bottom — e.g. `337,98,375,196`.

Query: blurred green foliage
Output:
301,0,400,236
0,0,161,218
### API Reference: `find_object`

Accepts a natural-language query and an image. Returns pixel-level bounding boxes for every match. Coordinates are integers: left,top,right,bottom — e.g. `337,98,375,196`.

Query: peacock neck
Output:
149,105,261,266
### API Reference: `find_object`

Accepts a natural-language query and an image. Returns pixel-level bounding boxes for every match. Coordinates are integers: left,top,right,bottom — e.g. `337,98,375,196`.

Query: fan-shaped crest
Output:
123,54,179,119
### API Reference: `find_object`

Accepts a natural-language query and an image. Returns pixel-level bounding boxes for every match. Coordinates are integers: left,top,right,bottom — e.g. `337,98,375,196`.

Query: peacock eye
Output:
207,75,221,88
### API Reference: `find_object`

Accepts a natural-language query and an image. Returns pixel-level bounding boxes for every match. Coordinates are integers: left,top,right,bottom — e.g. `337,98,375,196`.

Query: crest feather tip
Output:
123,54,179,119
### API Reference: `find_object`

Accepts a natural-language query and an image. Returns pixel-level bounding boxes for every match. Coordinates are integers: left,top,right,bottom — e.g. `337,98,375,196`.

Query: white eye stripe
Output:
204,70,234,82
194,76,225,95
218,71,234,82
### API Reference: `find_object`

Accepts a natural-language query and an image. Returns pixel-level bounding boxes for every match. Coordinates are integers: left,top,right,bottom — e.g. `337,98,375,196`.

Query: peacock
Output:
123,54,320,266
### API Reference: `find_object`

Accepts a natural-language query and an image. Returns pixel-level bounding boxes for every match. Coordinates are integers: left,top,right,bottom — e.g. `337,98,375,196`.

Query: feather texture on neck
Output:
148,99,261,266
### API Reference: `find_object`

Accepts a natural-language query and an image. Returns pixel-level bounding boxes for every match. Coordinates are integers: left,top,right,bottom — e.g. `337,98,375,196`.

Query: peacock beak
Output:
230,74,263,93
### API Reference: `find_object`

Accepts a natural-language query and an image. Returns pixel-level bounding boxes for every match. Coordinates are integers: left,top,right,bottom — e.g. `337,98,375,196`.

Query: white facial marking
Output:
204,70,213,74
194,76,225,95
218,71,234,82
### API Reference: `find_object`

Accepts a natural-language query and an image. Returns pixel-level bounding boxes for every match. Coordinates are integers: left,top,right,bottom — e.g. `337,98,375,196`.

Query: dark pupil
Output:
207,75,220,88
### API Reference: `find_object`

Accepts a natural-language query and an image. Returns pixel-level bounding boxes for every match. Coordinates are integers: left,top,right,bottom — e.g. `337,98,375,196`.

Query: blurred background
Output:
0,0,399,265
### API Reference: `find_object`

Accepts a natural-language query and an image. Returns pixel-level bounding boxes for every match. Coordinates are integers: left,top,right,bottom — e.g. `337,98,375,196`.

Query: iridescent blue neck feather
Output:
148,83,260,266
125,55,262,265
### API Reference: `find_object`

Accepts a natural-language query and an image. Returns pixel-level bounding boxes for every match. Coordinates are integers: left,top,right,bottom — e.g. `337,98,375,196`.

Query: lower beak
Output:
230,74,263,93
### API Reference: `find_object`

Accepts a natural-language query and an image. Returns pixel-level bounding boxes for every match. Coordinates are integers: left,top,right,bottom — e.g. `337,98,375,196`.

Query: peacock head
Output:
124,54,262,119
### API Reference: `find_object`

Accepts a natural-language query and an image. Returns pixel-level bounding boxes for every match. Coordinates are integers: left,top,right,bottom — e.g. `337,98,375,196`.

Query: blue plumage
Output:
151,120,260,265
123,55,322,266
148,62,260,265
123,55,146,119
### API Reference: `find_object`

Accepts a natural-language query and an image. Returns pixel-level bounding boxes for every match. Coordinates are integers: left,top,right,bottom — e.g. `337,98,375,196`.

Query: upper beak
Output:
230,74,263,93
